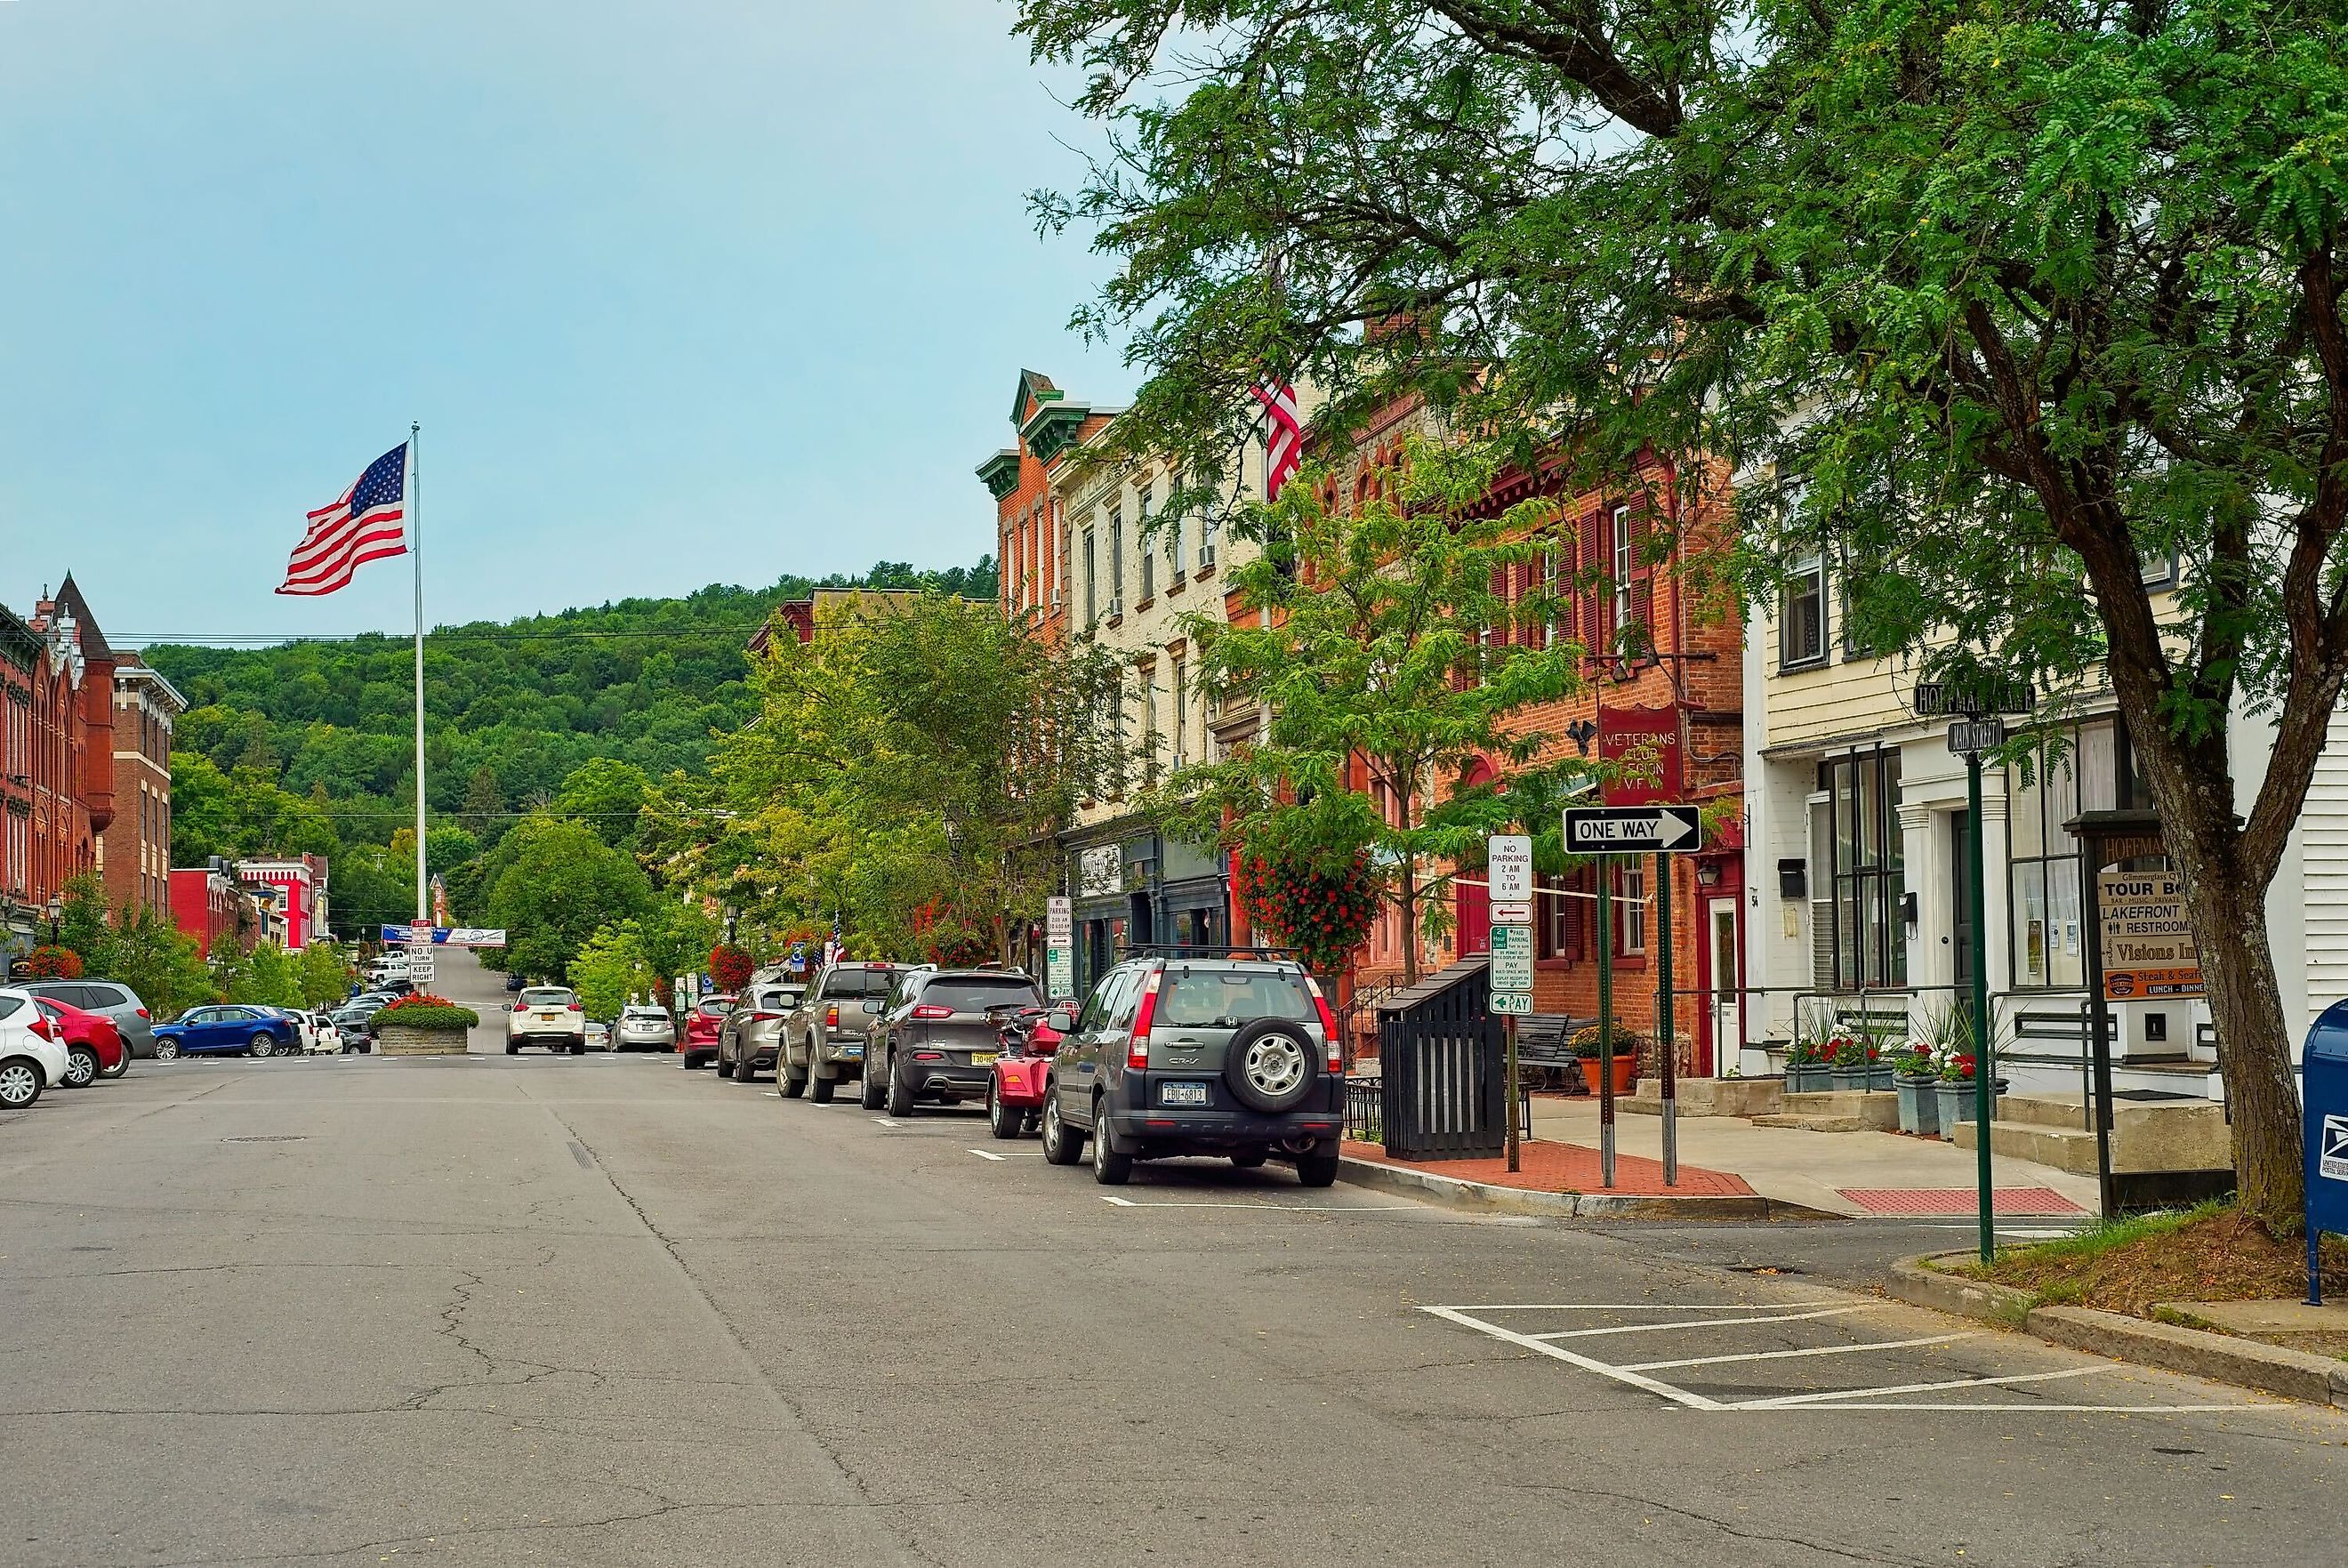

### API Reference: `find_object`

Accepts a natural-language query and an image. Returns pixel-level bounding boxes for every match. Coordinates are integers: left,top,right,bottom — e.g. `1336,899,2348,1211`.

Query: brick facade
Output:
978,370,1119,646
1,574,117,962
101,655,184,917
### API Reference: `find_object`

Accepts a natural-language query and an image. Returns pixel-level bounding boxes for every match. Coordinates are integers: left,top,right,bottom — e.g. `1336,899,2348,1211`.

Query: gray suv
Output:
864,968,1044,1116
781,962,899,1102
20,979,154,1061
1040,953,1344,1186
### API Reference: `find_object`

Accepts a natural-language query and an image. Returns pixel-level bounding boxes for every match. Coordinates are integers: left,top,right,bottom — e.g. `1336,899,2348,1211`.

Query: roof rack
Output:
1115,943,1304,963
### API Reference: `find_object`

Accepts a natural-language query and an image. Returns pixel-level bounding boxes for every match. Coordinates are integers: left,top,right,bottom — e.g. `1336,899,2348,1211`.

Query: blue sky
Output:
0,0,1134,642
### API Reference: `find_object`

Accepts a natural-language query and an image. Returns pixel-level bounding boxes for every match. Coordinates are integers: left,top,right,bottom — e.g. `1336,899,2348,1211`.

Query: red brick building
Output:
2,575,117,966
169,864,263,960
101,654,184,917
1308,395,1747,1070
977,370,1117,643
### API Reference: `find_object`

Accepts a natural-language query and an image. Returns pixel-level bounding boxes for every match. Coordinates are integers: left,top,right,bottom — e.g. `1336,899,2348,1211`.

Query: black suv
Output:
864,968,1045,1116
1039,953,1344,1186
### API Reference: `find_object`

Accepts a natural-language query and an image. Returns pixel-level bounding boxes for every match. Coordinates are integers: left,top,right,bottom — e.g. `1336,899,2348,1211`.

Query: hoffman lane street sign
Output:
1564,805,1702,855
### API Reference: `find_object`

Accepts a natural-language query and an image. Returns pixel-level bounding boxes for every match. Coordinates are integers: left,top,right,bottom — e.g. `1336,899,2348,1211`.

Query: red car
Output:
681,993,736,1070
33,995,126,1087
985,1006,1064,1139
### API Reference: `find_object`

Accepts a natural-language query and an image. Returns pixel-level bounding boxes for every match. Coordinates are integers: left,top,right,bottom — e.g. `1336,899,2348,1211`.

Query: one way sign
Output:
1564,804,1703,855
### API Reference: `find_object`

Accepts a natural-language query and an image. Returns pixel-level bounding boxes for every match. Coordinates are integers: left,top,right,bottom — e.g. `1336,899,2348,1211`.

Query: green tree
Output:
295,941,356,1008
93,905,213,1020
551,759,654,849
569,921,656,1019
1019,0,2348,1231
713,593,1108,959
1158,454,1586,983
485,816,655,981
55,872,110,962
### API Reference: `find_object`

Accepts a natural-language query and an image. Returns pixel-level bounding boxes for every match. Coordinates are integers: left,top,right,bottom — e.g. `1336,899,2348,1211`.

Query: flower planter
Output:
1934,1078,2008,1138
375,1023,470,1057
1895,1073,1940,1136
1576,1056,1638,1095
1785,1063,1832,1094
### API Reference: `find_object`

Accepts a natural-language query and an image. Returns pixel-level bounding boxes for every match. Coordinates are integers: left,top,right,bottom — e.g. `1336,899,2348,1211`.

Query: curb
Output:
1887,1253,2348,1407
1336,1155,1836,1221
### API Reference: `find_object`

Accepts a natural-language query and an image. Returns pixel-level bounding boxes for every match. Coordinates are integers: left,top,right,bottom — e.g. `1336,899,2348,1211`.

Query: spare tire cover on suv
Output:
1221,1017,1320,1114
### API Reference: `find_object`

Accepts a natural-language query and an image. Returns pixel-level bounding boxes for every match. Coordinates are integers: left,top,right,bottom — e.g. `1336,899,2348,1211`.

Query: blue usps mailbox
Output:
2302,1001,2348,1304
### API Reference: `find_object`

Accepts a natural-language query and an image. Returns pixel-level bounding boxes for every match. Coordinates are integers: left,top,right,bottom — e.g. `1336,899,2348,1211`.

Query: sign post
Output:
1486,833,1534,1173
1564,808,1702,1188
1935,680,2034,1263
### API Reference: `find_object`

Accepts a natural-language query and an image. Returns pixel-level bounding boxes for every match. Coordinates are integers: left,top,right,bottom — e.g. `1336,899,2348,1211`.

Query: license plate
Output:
970,1052,997,1067
1160,1082,1209,1106
839,1045,863,1057
536,1012,560,1022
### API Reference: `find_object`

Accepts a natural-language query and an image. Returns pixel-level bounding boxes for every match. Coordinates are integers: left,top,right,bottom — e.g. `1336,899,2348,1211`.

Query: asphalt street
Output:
3,952,2344,1566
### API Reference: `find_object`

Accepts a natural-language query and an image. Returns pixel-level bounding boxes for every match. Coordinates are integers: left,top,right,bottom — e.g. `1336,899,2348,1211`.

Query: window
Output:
2007,719,2143,988
1781,556,1826,668
1138,485,1155,600
1167,503,1183,582
1110,671,1128,793
1615,862,1647,956
1815,748,1905,989
1170,654,1187,768
1082,531,1097,624
1536,872,1582,961
1610,505,1635,631
1141,670,1161,786
1109,505,1124,608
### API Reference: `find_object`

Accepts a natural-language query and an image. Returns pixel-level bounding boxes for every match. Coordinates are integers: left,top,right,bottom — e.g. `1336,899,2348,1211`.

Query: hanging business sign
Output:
1077,846,1122,898
381,925,508,948
2096,871,2203,1000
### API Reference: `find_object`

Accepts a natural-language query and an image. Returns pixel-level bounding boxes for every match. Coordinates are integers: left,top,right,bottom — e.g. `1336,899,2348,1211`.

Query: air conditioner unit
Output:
1049,587,1064,609
1108,596,1124,617
1197,543,1217,567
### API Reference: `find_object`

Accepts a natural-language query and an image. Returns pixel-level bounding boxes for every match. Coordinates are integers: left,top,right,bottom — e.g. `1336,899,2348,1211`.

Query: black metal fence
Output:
1376,960,1506,1160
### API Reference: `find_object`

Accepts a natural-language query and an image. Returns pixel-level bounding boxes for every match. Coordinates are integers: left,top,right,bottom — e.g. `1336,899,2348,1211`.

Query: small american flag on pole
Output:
1252,382,1302,499
277,443,409,596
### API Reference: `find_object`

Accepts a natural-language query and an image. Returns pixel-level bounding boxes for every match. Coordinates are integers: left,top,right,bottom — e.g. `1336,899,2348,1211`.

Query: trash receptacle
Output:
2300,1000,2348,1304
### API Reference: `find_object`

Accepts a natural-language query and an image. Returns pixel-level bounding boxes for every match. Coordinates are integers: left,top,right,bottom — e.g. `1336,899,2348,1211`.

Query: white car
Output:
0,987,71,1109
505,986,587,1054
615,1005,677,1052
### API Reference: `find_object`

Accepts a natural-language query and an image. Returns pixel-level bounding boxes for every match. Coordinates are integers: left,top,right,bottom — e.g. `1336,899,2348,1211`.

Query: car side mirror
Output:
860,999,884,1015
1047,1009,1076,1034
503,1003,515,1012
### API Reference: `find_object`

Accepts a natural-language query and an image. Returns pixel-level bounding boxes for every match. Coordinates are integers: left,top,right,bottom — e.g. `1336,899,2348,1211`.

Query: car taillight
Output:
1128,971,1161,1070
28,1017,52,1041
1306,977,1343,1072
912,1005,953,1020
750,1010,782,1023
135,1008,150,1020
567,1002,583,1013
824,1004,839,1028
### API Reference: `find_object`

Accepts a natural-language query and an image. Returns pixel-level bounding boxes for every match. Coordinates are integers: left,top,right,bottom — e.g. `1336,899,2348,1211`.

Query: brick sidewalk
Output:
1341,1138,1756,1198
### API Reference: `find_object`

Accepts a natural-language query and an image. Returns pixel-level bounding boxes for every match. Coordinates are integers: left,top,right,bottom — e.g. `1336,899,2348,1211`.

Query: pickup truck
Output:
779,962,899,1103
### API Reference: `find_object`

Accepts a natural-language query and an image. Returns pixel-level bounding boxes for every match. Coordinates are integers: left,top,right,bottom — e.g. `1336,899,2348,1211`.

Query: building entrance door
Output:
1708,897,1741,1073
1950,810,1975,1001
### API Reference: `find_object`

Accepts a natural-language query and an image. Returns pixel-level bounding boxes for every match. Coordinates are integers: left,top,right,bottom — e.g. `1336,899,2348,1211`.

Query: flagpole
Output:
410,422,427,926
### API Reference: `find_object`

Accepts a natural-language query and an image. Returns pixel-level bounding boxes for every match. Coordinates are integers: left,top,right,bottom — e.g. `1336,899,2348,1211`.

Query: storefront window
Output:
1818,747,1905,989
2007,719,2139,989
1616,862,1647,955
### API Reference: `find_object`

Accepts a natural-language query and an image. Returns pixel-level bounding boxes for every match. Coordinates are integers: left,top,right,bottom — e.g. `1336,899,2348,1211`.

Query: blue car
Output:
151,1005,302,1061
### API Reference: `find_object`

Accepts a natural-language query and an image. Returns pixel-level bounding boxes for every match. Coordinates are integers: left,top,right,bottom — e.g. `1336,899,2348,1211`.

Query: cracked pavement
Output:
2,953,2344,1565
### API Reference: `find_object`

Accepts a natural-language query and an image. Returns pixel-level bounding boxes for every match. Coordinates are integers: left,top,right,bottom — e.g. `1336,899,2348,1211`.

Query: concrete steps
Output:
1952,1091,2231,1176
1749,1090,1900,1133
1623,1077,1783,1119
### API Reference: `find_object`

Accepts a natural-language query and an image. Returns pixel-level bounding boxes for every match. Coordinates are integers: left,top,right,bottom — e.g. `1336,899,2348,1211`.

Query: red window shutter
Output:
1635,577,1655,656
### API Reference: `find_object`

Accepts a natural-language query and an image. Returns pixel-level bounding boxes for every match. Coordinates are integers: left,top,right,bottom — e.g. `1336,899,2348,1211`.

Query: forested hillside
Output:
142,558,995,934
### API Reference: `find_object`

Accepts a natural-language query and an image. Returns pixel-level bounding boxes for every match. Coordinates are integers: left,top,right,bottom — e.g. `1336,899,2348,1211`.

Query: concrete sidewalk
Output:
1526,1093,2103,1217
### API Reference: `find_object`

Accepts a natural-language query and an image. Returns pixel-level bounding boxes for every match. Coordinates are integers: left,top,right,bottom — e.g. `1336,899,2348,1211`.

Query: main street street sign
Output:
1945,717,2006,756
1563,805,1702,854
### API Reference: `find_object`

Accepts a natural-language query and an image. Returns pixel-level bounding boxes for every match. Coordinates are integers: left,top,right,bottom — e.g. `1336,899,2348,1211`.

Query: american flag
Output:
1252,382,1302,499
277,443,409,596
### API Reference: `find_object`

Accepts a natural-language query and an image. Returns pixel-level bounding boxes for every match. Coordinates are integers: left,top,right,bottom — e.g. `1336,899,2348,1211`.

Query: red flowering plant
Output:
707,944,755,993
1232,840,1380,979
372,992,479,1030
912,900,995,967
21,945,83,979
1940,1051,1977,1082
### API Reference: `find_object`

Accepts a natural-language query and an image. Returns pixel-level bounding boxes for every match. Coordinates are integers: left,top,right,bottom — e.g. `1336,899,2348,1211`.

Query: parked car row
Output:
681,951,1347,1186
0,983,133,1107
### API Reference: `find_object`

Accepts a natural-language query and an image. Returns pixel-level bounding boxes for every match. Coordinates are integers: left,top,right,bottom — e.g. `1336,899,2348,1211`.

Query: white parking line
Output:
1422,1303,2265,1414
872,1117,904,1129
1524,1306,1869,1340
967,1147,1042,1161
1620,1331,1977,1373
